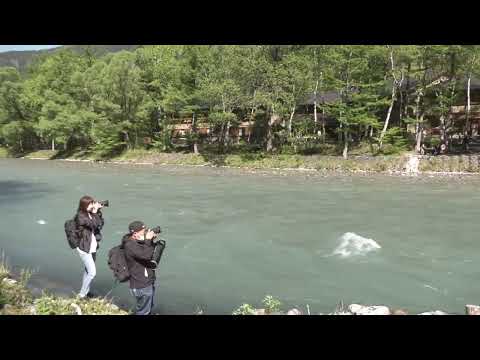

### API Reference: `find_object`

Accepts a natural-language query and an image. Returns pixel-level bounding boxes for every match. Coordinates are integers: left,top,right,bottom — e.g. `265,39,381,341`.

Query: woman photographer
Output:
75,195,105,298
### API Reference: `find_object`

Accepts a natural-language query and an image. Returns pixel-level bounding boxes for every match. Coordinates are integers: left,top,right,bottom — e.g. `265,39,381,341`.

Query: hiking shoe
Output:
86,292,98,299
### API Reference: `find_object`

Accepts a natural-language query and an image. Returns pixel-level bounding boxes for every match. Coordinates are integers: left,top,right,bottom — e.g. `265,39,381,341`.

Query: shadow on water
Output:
0,180,52,202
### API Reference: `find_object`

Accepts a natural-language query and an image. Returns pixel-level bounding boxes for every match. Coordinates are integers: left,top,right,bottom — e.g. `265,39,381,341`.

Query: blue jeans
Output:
76,249,96,298
130,285,155,315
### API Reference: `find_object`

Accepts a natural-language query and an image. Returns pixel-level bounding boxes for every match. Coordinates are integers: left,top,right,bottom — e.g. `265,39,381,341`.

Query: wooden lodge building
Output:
167,77,480,144
169,118,254,143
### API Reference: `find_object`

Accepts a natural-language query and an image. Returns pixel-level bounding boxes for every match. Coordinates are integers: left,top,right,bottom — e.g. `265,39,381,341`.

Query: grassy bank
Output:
0,147,8,158
7,147,411,173
419,155,480,173
6,146,480,174
0,257,128,315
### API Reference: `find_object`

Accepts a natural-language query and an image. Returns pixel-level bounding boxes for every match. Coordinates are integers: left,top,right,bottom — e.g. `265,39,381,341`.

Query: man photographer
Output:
122,221,162,315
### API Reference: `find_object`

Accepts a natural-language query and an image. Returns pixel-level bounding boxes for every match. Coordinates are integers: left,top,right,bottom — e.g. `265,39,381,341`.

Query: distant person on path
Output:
74,195,105,298
122,221,159,315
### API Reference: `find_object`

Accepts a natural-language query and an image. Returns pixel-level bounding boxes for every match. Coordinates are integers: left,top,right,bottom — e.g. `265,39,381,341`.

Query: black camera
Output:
150,226,162,234
99,200,109,207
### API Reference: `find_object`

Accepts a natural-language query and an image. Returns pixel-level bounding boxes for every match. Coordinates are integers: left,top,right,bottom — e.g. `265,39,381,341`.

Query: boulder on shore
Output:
466,305,480,315
2,278,17,286
287,308,302,315
348,304,391,315
417,310,448,315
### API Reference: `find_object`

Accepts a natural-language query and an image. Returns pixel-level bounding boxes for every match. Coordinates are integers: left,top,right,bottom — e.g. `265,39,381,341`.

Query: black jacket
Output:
75,210,104,253
122,234,156,289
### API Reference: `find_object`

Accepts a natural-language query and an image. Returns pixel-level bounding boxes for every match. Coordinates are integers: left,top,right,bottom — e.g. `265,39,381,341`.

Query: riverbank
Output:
0,262,471,316
5,147,480,175
0,258,128,315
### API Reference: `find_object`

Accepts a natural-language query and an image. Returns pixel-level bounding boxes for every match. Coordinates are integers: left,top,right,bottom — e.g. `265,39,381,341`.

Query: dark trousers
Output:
130,285,155,315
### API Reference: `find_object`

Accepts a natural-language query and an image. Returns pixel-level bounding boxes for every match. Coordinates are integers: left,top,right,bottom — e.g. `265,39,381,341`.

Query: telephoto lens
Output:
150,239,166,268
99,200,109,207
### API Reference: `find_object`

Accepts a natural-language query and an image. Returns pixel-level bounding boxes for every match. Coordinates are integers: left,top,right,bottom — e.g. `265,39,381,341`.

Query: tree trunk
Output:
440,113,447,146
414,92,423,154
288,106,295,136
342,128,349,159
379,85,396,148
51,138,55,151
163,115,168,152
248,110,254,144
401,62,411,127
218,123,225,152
266,112,278,152
399,88,403,125
123,131,131,150
380,46,401,148
224,121,231,149
192,113,199,154
248,90,256,144
415,113,424,154
313,79,319,133
322,107,326,143
466,75,471,136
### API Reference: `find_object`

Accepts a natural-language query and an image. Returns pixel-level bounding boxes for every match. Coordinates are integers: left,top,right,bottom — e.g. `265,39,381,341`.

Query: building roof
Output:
301,91,341,105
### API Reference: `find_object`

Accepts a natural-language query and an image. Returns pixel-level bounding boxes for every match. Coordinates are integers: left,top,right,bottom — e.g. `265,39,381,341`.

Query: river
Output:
1,158,480,314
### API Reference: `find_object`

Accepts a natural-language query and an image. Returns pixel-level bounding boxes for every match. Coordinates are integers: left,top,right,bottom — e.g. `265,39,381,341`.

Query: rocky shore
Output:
235,303,480,316
3,265,480,315
0,264,128,315
9,149,480,177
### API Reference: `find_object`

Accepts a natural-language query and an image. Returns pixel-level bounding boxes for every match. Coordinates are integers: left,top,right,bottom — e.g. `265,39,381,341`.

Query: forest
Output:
1,45,479,159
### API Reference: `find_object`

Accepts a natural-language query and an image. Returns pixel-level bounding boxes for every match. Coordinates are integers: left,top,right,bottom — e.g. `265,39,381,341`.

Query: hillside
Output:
0,45,140,71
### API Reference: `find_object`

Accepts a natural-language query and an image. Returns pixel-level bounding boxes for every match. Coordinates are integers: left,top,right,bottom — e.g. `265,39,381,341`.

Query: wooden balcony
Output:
451,104,480,114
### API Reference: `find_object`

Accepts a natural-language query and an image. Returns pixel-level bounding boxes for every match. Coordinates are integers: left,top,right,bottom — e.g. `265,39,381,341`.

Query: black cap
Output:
129,221,145,233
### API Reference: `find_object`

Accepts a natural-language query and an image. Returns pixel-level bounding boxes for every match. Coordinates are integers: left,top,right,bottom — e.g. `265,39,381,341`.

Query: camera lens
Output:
151,226,161,234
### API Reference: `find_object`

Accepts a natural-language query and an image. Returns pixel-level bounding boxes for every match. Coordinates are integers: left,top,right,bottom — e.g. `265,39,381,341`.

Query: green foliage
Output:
262,295,282,314
0,277,33,308
232,303,256,315
34,293,128,315
379,127,410,155
2,44,480,158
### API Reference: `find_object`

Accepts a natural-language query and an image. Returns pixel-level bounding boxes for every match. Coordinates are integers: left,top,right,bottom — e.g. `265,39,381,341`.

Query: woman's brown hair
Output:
78,195,95,213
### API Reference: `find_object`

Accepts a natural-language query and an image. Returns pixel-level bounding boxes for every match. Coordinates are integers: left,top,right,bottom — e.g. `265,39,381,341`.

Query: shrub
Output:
262,295,282,314
233,303,256,315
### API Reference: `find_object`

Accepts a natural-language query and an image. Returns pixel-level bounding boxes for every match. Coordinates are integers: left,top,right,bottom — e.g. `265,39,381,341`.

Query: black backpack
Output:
65,218,81,249
108,245,130,283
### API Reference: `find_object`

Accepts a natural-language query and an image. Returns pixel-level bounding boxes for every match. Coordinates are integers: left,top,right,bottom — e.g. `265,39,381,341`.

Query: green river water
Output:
1,158,480,314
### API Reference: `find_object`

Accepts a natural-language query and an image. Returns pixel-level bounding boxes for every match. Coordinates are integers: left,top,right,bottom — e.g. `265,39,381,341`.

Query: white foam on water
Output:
331,232,381,258
36,220,47,225
423,284,439,292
